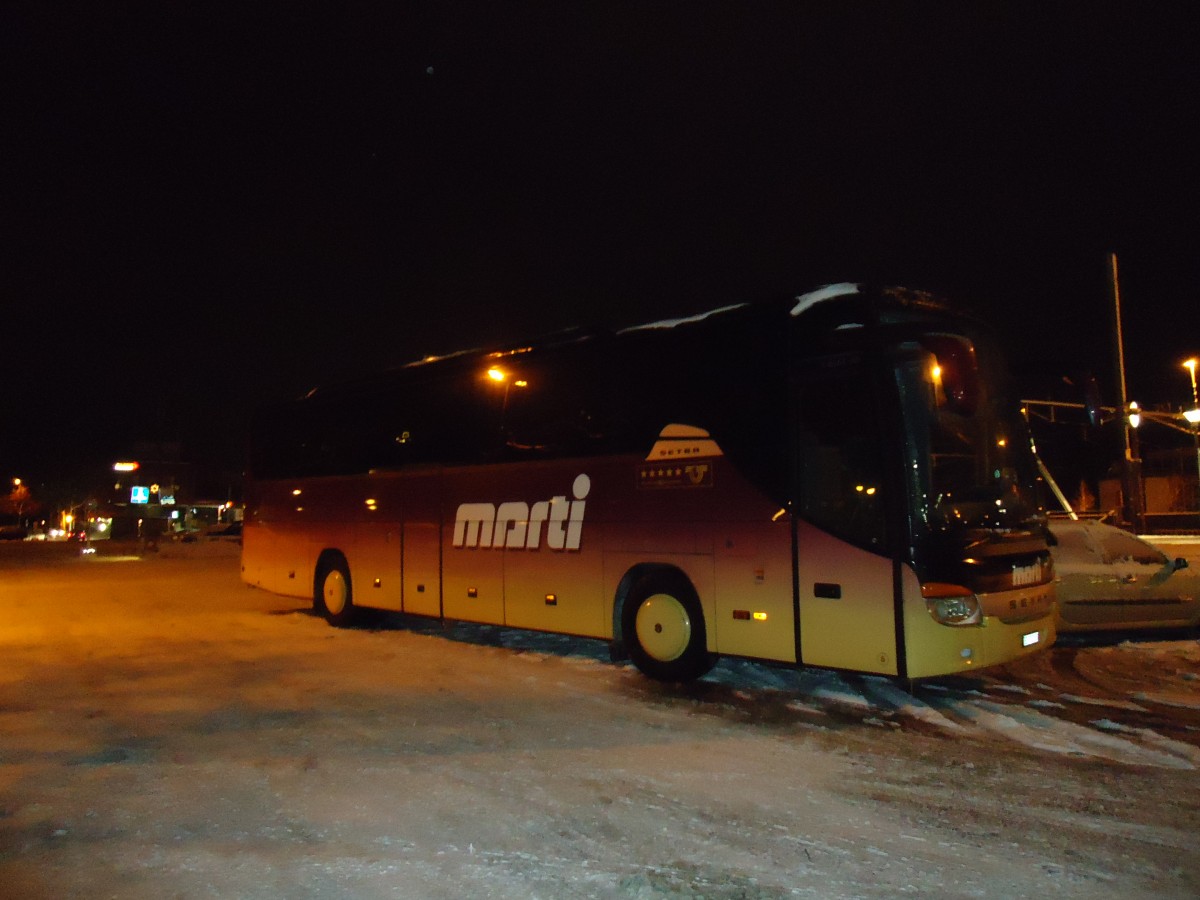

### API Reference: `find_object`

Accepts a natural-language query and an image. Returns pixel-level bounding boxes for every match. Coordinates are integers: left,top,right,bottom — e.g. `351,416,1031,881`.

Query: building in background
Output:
91,442,241,539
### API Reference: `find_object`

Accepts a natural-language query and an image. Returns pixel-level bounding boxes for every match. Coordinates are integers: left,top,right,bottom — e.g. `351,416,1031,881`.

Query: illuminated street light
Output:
1184,358,1200,514
1127,401,1141,429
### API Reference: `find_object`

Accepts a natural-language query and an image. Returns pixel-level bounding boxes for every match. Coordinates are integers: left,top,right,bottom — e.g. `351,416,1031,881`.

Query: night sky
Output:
3,5,1197,491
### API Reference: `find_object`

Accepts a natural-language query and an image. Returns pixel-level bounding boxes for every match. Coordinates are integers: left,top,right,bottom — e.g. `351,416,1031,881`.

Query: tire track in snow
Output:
926,697,1195,769
978,645,1200,749
859,679,968,734
443,622,1200,768
1090,719,1200,767
708,660,1200,768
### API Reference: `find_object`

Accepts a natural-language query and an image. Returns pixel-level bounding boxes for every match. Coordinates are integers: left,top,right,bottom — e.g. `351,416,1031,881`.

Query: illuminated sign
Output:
114,461,140,472
130,486,150,505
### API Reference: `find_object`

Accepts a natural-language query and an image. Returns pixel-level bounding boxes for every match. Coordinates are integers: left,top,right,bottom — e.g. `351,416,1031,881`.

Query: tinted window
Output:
500,347,614,457
250,368,507,478
793,353,888,550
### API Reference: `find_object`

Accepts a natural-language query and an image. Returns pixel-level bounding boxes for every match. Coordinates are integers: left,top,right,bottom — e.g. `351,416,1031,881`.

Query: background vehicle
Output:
1049,518,1199,632
243,284,1055,681
0,524,27,541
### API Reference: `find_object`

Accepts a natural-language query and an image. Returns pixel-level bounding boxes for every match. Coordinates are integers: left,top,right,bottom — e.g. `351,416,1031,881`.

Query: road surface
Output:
1,540,1198,898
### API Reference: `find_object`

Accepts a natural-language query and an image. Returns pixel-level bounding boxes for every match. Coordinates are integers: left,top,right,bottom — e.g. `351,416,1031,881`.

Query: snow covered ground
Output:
1,542,1198,898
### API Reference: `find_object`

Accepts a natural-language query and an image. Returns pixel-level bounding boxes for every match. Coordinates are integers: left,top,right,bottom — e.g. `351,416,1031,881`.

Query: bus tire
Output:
621,570,716,682
315,554,357,627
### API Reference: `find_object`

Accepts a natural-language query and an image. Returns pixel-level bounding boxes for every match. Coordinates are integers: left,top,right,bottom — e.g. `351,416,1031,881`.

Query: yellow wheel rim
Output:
323,569,348,616
635,593,691,662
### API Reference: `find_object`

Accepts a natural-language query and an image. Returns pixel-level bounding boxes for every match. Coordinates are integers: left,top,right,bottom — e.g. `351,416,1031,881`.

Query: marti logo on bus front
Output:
453,474,591,551
1011,559,1045,587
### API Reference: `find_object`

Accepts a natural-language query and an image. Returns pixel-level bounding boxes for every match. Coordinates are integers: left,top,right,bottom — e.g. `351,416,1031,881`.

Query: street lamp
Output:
1185,358,1200,515
1185,358,1199,410
1127,401,1141,430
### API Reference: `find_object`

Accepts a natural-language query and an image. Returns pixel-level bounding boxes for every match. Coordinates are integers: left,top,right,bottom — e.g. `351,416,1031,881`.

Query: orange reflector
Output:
920,582,975,599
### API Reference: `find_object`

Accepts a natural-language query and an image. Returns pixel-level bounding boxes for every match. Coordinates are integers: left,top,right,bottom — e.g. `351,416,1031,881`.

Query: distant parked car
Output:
1050,519,1200,633
0,524,27,541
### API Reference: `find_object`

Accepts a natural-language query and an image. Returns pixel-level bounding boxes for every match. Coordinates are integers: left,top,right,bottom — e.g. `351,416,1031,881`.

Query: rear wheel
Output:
315,555,356,627
621,570,716,681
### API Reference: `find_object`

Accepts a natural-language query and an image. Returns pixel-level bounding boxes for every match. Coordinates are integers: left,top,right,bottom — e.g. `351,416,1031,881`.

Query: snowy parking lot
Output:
2,541,1199,898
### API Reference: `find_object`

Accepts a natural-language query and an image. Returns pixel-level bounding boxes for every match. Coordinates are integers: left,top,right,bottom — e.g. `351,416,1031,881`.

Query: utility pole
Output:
1108,253,1144,531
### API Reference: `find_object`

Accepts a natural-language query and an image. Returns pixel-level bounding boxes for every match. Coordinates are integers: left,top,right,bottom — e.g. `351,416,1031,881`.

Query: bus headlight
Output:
921,583,982,626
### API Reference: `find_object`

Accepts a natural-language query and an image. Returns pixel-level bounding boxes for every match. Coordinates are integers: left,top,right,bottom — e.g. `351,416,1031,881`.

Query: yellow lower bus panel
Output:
901,565,1056,680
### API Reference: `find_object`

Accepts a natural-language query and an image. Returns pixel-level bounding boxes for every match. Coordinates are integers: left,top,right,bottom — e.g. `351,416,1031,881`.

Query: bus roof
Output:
299,284,959,402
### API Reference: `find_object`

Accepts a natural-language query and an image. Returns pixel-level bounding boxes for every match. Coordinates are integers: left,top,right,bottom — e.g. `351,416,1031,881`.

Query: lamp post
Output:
1108,253,1146,529
1185,358,1200,515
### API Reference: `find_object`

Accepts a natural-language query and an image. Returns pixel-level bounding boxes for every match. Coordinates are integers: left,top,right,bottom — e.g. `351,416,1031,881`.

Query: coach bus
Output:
242,284,1055,681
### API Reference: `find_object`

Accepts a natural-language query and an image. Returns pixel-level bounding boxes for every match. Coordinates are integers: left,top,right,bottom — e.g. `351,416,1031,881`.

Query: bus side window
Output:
793,360,888,550
398,372,506,466
501,353,610,456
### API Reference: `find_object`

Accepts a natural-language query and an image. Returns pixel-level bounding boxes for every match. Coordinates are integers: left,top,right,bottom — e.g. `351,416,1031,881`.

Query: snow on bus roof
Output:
401,347,484,368
617,303,750,334
789,282,860,317
394,285,860,375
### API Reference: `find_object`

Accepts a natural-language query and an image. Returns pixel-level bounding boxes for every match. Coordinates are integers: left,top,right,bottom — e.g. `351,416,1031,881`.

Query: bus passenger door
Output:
795,523,898,674
402,522,441,617
792,352,899,675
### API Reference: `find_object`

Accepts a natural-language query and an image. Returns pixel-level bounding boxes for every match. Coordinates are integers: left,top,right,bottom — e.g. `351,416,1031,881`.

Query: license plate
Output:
1022,631,1040,647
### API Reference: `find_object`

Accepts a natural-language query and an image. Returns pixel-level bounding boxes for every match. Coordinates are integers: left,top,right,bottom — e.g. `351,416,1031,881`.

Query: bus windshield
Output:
895,332,1042,536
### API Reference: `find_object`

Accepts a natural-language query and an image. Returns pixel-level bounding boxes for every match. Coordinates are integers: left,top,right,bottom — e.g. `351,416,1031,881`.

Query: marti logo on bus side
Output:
453,474,591,551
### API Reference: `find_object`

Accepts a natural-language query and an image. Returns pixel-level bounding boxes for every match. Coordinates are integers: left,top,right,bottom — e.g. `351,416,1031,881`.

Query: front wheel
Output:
315,556,357,627
621,570,716,682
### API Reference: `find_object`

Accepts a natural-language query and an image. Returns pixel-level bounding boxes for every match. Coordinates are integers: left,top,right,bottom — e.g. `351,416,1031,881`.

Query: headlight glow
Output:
921,583,982,626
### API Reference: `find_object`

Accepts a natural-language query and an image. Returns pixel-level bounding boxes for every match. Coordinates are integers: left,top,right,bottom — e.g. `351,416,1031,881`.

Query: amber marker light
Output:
486,367,506,382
